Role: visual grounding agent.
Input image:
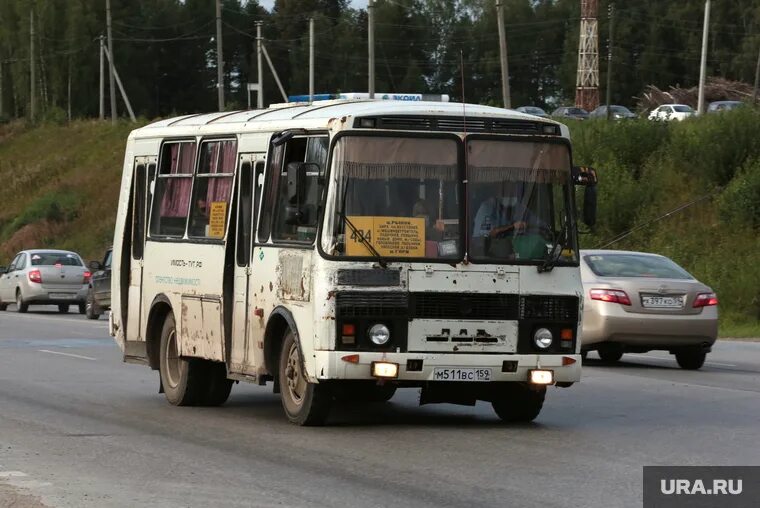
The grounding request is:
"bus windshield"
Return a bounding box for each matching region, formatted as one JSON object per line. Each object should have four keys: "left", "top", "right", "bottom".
{"left": 467, "top": 139, "right": 576, "bottom": 263}
{"left": 322, "top": 135, "right": 462, "bottom": 260}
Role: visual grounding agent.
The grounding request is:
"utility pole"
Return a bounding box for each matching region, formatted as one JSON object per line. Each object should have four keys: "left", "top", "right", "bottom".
{"left": 99, "top": 35, "right": 105, "bottom": 120}
{"left": 256, "top": 21, "right": 263, "bottom": 108}
{"left": 605, "top": 2, "right": 614, "bottom": 121}
{"left": 753, "top": 43, "right": 760, "bottom": 104}
{"left": 309, "top": 17, "right": 314, "bottom": 103}
{"left": 30, "top": 9, "right": 35, "bottom": 121}
{"left": 106, "top": 0, "right": 117, "bottom": 123}
{"left": 215, "top": 0, "right": 225, "bottom": 111}
{"left": 495, "top": 0, "right": 511, "bottom": 109}
{"left": 67, "top": 55, "right": 72, "bottom": 122}
{"left": 697, "top": 0, "right": 710, "bottom": 114}
{"left": 0, "top": 58, "right": 4, "bottom": 119}
{"left": 368, "top": 0, "right": 375, "bottom": 98}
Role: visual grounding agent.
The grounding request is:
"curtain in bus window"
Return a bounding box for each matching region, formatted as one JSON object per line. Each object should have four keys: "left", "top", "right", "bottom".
{"left": 159, "top": 143, "right": 195, "bottom": 217}
{"left": 188, "top": 139, "right": 237, "bottom": 239}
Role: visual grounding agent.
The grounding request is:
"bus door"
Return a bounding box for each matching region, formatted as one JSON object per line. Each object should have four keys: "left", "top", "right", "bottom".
{"left": 126, "top": 157, "right": 156, "bottom": 343}
{"left": 230, "top": 154, "right": 266, "bottom": 375}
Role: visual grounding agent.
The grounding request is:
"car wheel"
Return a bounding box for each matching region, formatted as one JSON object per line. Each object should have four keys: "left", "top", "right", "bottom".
{"left": 279, "top": 330, "right": 332, "bottom": 426}
{"left": 0, "top": 297, "right": 7, "bottom": 311}
{"left": 597, "top": 344, "right": 623, "bottom": 363}
{"left": 78, "top": 303, "right": 86, "bottom": 315}
{"left": 159, "top": 313, "right": 206, "bottom": 406}
{"left": 58, "top": 304, "right": 70, "bottom": 314}
{"left": 492, "top": 383, "right": 546, "bottom": 423}
{"left": 581, "top": 350, "right": 588, "bottom": 361}
{"left": 675, "top": 349, "right": 706, "bottom": 370}
{"left": 85, "top": 290, "right": 101, "bottom": 320}
{"left": 16, "top": 290, "right": 28, "bottom": 313}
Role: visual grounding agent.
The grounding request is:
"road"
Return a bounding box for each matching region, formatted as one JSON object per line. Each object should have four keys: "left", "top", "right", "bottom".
{"left": 1, "top": 307, "right": 759, "bottom": 508}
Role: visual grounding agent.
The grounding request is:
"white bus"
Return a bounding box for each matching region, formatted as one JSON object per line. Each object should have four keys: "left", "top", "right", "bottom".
{"left": 111, "top": 99, "right": 597, "bottom": 425}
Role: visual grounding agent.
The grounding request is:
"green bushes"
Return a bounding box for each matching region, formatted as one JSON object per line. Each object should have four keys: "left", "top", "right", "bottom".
{"left": 0, "top": 189, "right": 83, "bottom": 241}
{"left": 568, "top": 110, "right": 760, "bottom": 335}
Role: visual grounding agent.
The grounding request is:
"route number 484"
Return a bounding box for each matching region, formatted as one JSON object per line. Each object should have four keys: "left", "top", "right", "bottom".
{"left": 351, "top": 229, "right": 372, "bottom": 242}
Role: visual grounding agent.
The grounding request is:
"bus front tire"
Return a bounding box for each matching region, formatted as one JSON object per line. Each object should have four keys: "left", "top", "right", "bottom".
{"left": 279, "top": 330, "right": 331, "bottom": 426}
{"left": 491, "top": 383, "right": 546, "bottom": 423}
{"left": 159, "top": 313, "right": 206, "bottom": 406}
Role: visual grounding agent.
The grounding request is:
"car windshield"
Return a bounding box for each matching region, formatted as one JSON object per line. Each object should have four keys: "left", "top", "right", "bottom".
{"left": 467, "top": 139, "right": 576, "bottom": 264}
{"left": 568, "top": 108, "right": 587, "bottom": 115}
{"left": 30, "top": 252, "right": 83, "bottom": 266}
{"left": 673, "top": 105, "right": 694, "bottom": 113}
{"left": 611, "top": 106, "right": 632, "bottom": 114}
{"left": 524, "top": 107, "right": 545, "bottom": 114}
{"left": 322, "top": 135, "right": 462, "bottom": 260}
{"left": 584, "top": 253, "right": 693, "bottom": 279}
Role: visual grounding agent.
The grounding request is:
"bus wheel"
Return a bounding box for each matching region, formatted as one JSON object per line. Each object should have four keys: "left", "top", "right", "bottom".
{"left": 279, "top": 330, "right": 331, "bottom": 426}
{"left": 201, "top": 361, "right": 233, "bottom": 406}
{"left": 491, "top": 383, "right": 546, "bottom": 423}
{"left": 159, "top": 313, "right": 205, "bottom": 406}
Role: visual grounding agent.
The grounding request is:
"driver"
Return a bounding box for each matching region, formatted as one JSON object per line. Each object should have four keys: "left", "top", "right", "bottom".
{"left": 472, "top": 194, "right": 543, "bottom": 239}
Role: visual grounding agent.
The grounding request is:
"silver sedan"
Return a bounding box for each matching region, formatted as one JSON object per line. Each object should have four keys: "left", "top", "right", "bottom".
{"left": 0, "top": 249, "right": 90, "bottom": 314}
{"left": 580, "top": 250, "right": 718, "bottom": 369}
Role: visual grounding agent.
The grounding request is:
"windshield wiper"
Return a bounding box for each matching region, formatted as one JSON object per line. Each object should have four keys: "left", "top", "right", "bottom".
{"left": 336, "top": 181, "right": 387, "bottom": 268}
{"left": 538, "top": 215, "right": 569, "bottom": 273}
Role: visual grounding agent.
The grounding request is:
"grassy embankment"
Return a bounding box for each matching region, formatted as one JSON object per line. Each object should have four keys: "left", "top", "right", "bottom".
{"left": 0, "top": 112, "right": 758, "bottom": 337}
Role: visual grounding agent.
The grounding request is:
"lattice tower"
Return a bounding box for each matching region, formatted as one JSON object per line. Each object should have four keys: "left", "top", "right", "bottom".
{"left": 575, "top": 0, "right": 599, "bottom": 111}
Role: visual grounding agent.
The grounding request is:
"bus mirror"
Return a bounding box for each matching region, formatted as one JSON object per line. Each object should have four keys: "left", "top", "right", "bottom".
{"left": 572, "top": 165, "right": 598, "bottom": 186}
{"left": 583, "top": 184, "right": 597, "bottom": 227}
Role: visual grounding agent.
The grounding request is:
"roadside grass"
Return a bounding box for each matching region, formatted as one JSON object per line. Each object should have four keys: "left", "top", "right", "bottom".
{"left": 719, "top": 313, "right": 760, "bottom": 340}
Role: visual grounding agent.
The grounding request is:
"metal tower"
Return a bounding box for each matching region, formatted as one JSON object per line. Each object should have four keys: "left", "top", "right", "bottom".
{"left": 575, "top": 0, "right": 600, "bottom": 111}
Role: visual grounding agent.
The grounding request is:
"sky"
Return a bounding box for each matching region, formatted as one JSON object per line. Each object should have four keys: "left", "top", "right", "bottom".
{"left": 256, "top": 0, "right": 369, "bottom": 11}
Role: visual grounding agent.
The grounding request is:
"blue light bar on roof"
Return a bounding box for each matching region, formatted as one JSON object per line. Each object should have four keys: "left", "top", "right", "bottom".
{"left": 287, "top": 94, "right": 336, "bottom": 102}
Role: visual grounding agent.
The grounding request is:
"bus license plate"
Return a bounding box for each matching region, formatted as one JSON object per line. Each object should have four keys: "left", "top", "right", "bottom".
{"left": 433, "top": 368, "right": 491, "bottom": 382}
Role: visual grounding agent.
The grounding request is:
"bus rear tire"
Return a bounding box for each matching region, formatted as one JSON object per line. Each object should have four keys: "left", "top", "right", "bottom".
{"left": 279, "top": 330, "right": 331, "bottom": 426}
{"left": 491, "top": 383, "right": 546, "bottom": 423}
{"left": 159, "top": 313, "right": 205, "bottom": 406}
{"left": 201, "top": 361, "right": 233, "bottom": 406}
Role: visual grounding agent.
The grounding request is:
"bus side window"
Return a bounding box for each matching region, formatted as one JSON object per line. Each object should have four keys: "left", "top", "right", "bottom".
{"left": 271, "top": 136, "right": 326, "bottom": 244}
{"left": 236, "top": 161, "right": 253, "bottom": 266}
{"left": 149, "top": 141, "right": 197, "bottom": 238}
{"left": 257, "top": 144, "right": 284, "bottom": 243}
{"left": 188, "top": 139, "right": 237, "bottom": 239}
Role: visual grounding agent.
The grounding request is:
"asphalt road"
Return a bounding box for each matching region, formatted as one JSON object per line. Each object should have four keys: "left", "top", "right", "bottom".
{"left": 1, "top": 307, "right": 759, "bottom": 508}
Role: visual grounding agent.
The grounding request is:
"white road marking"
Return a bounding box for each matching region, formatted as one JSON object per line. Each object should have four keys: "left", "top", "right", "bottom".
{"left": 0, "top": 471, "right": 28, "bottom": 478}
{"left": 38, "top": 350, "right": 97, "bottom": 361}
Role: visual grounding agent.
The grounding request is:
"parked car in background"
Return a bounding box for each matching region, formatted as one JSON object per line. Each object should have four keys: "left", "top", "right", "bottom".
{"left": 85, "top": 247, "right": 112, "bottom": 319}
{"left": 515, "top": 106, "right": 549, "bottom": 118}
{"left": 551, "top": 106, "right": 589, "bottom": 121}
{"left": 707, "top": 100, "right": 744, "bottom": 113}
{"left": 580, "top": 250, "right": 718, "bottom": 370}
{"left": 648, "top": 104, "right": 695, "bottom": 121}
{"left": 0, "top": 249, "right": 90, "bottom": 314}
{"left": 589, "top": 105, "right": 637, "bottom": 120}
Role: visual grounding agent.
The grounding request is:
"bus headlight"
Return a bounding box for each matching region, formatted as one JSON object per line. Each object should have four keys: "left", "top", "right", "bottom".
{"left": 533, "top": 328, "right": 553, "bottom": 349}
{"left": 368, "top": 324, "right": 390, "bottom": 345}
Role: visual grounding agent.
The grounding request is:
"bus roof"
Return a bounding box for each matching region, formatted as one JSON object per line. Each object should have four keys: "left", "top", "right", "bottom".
{"left": 132, "top": 99, "right": 566, "bottom": 139}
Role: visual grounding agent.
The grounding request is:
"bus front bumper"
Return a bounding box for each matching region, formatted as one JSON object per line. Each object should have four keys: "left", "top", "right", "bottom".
{"left": 314, "top": 351, "right": 581, "bottom": 384}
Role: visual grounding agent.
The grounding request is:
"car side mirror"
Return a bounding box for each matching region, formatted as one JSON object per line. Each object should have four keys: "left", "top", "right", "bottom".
{"left": 89, "top": 260, "right": 103, "bottom": 271}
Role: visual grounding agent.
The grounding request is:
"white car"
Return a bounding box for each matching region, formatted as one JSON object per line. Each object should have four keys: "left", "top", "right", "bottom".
{"left": 648, "top": 104, "right": 695, "bottom": 121}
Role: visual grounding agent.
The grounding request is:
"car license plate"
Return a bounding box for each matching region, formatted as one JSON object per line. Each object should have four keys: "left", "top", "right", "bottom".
{"left": 432, "top": 368, "right": 492, "bottom": 382}
{"left": 50, "top": 293, "right": 76, "bottom": 299}
{"left": 641, "top": 295, "right": 684, "bottom": 308}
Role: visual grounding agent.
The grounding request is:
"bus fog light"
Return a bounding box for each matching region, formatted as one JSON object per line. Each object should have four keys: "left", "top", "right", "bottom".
{"left": 533, "top": 328, "right": 553, "bottom": 349}
{"left": 368, "top": 324, "right": 390, "bottom": 345}
{"left": 371, "top": 361, "right": 399, "bottom": 378}
{"left": 529, "top": 369, "right": 554, "bottom": 385}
